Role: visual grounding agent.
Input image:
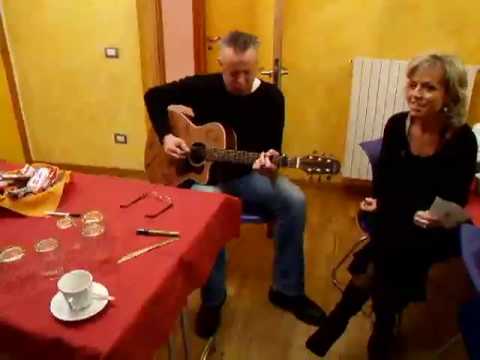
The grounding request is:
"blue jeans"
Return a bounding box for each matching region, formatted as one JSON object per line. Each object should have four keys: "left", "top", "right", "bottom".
{"left": 192, "top": 171, "right": 306, "bottom": 306}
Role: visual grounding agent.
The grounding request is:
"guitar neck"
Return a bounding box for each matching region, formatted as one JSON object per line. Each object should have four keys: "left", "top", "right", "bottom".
{"left": 206, "top": 149, "right": 298, "bottom": 168}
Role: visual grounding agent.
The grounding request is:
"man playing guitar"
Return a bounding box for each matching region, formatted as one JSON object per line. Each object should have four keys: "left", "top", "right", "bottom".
{"left": 144, "top": 30, "right": 326, "bottom": 338}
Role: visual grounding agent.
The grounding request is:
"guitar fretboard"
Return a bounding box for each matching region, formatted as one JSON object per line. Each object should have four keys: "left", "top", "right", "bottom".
{"left": 206, "top": 149, "right": 298, "bottom": 168}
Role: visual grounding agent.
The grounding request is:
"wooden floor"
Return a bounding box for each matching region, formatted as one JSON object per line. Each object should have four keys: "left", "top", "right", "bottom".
{"left": 157, "top": 180, "right": 469, "bottom": 360}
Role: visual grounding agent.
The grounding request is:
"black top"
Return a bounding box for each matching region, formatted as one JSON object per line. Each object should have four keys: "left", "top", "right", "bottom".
{"left": 350, "top": 112, "right": 478, "bottom": 301}
{"left": 374, "top": 111, "right": 477, "bottom": 229}
{"left": 144, "top": 73, "right": 285, "bottom": 183}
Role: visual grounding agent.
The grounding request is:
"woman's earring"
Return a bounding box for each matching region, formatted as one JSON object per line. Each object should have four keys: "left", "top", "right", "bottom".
{"left": 443, "top": 106, "right": 449, "bottom": 113}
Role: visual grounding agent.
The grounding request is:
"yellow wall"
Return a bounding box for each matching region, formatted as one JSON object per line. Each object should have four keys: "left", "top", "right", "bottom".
{"left": 206, "top": 0, "right": 480, "bottom": 180}
{"left": 283, "top": 0, "right": 480, "bottom": 166}
{"left": 2, "top": 0, "right": 146, "bottom": 170}
{"left": 206, "top": 0, "right": 274, "bottom": 75}
{"left": 0, "top": 55, "right": 24, "bottom": 162}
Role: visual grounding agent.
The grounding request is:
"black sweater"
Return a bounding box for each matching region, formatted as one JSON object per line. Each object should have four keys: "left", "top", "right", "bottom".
{"left": 374, "top": 111, "right": 478, "bottom": 228}
{"left": 362, "top": 112, "right": 478, "bottom": 301}
{"left": 144, "top": 73, "right": 285, "bottom": 184}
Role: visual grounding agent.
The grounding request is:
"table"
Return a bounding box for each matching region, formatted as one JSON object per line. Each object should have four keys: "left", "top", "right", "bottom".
{"left": 0, "top": 161, "right": 241, "bottom": 359}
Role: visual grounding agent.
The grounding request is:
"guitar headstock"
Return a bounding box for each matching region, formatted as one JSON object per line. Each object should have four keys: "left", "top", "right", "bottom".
{"left": 298, "top": 153, "right": 341, "bottom": 177}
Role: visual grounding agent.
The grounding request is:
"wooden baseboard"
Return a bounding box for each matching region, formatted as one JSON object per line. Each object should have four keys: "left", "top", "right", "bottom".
{"left": 27, "top": 162, "right": 371, "bottom": 188}
{"left": 341, "top": 177, "right": 372, "bottom": 188}
{"left": 292, "top": 175, "right": 371, "bottom": 188}
{"left": 340, "top": 178, "right": 373, "bottom": 197}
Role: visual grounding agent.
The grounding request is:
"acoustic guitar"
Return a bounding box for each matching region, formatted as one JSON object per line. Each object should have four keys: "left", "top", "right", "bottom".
{"left": 145, "top": 108, "right": 341, "bottom": 186}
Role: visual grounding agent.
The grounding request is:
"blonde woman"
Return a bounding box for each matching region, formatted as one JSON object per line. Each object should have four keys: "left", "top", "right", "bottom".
{"left": 307, "top": 54, "right": 477, "bottom": 359}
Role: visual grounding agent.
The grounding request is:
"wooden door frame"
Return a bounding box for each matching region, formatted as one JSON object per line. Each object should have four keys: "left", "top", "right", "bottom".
{"left": 0, "top": 9, "right": 32, "bottom": 162}
{"left": 272, "top": 0, "right": 285, "bottom": 88}
{"left": 192, "top": 0, "right": 207, "bottom": 74}
{"left": 138, "top": 0, "right": 206, "bottom": 80}
{"left": 136, "top": 0, "right": 166, "bottom": 91}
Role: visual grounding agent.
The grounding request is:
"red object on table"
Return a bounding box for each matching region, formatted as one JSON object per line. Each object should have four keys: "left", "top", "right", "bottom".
{"left": 0, "top": 161, "right": 241, "bottom": 359}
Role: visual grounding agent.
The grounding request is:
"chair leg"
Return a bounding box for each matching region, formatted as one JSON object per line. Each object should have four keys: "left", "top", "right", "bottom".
{"left": 433, "top": 333, "right": 462, "bottom": 359}
{"left": 266, "top": 221, "right": 274, "bottom": 238}
{"left": 180, "top": 308, "right": 192, "bottom": 360}
{"left": 168, "top": 333, "right": 176, "bottom": 360}
{"left": 331, "top": 235, "right": 372, "bottom": 318}
{"left": 331, "top": 235, "right": 369, "bottom": 292}
{"left": 394, "top": 309, "right": 404, "bottom": 335}
{"left": 200, "top": 336, "right": 217, "bottom": 360}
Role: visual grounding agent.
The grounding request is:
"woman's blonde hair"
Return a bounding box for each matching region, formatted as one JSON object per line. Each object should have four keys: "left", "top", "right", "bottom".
{"left": 407, "top": 53, "right": 468, "bottom": 127}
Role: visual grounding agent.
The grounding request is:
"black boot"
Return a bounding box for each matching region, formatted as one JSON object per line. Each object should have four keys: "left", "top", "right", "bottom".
{"left": 269, "top": 288, "right": 327, "bottom": 326}
{"left": 194, "top": 294, "right": 227, "bottom": 339}
{"left": 306, "top": 282, "right": 370, "bottom": 357}
{"left": 367, "top": 312, "right": 395, "bottom": 360}
{"left": 367, "top": 291, "right": 402, "bottom": 360}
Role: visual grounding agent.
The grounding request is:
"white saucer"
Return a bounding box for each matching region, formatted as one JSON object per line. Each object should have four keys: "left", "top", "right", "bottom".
{"left": 50, "top": 282, "right": 110, "bottom": 322}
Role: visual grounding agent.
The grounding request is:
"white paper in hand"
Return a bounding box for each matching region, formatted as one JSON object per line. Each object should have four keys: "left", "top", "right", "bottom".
{"left": 429, "top": 197, "right": 470, "bottom": 229}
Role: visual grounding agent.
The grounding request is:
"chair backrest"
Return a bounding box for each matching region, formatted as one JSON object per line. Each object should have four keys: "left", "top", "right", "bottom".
{"left": 461, "top": 224, "right": 480, "bottom": 293}
{"left": 359, "top": 138, "right": 382, "bottom": 180}
{"left": 357, "top": 138, "right": 382, "bottom": 234}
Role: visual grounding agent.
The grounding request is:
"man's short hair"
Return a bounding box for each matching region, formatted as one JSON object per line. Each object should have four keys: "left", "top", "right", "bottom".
{"left": 221, "top": 31, "right": 260, "bottom": 53}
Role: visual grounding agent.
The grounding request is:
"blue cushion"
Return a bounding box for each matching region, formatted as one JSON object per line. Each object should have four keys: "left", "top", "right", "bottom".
{"left": 461, "top": 224, "right": 480, "bottom": 293}
{"left": 357, "top": 138, "right": 382, "bottom": 234}
{"left": 359, "top": 138, "right": 382, "bottom": 177}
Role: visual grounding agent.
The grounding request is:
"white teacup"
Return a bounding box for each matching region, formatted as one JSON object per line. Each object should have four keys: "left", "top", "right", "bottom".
{"left": 57, "top": 269, "right": 93, "bottom": 311}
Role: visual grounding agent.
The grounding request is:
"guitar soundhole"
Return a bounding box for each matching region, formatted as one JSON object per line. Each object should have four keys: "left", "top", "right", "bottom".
{"left": 189, "top": 142, "right": 207, "bottom": 167}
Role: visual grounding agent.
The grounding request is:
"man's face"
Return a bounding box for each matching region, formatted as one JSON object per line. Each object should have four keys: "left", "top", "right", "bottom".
{"left": 219, "top": 47, "right": 258, "bottom": 95}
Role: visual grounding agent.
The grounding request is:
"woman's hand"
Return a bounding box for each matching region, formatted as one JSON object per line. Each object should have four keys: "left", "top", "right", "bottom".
{"left": 360, "top": 197, "right": 377, "bottom": 212}
{"left": 413, "top": 210, "right": 442, "bottom": 229}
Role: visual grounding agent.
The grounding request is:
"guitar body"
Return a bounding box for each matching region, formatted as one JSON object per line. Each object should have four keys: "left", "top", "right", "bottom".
{"left": 145, "top": 108, "right": 237, "bottom": 186}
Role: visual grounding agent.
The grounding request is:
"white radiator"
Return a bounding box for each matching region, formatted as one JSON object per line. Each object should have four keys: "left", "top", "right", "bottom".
{"left": 343, "top": 57, "right": 479, "bottom": 180}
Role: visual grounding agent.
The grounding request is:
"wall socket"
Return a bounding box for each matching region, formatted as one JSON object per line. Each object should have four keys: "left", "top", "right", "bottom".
{"left": 105, "top": 47, "right": 119, "bottom": 58}
{"left": 114, "top": 133, "right": 128, "bottom": 144}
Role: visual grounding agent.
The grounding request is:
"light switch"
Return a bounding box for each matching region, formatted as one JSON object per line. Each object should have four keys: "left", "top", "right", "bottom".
{"left": 105, "top": 47, "right": 119, "bottom": 58}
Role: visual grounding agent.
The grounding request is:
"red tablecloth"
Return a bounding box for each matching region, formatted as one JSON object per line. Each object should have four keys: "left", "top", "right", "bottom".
{"left": 0, "top": 162, "right": 241, "bottom": 359}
